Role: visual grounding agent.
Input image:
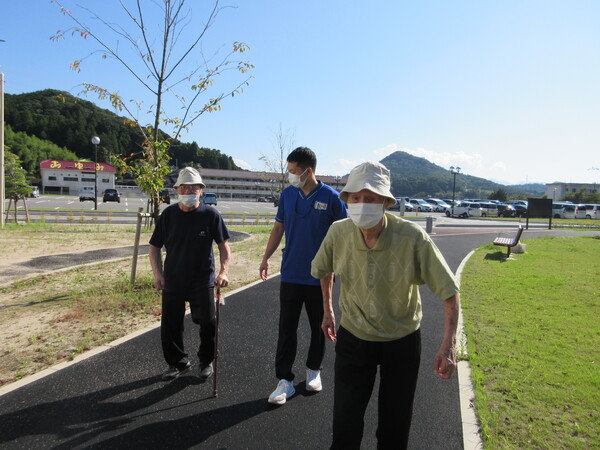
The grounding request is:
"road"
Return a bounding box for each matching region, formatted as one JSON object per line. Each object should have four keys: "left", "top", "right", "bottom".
{"left": 5, "top": 196, "right": 460, "bottom": 226}
{"left": 6, "top": 196, "right": 280, "bottom": 214}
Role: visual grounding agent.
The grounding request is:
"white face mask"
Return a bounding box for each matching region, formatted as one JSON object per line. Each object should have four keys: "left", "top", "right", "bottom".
{"left": 179, "top": 194, "right": 199, "bottom": 208}
{"left": 288, "top": 168, "right": 309, "bottom": 189}
{"left": 347, "top": 203, "right": 385, "bottom": 229}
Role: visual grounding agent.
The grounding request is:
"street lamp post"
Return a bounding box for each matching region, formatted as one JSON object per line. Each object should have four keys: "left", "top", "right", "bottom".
{"left": 449, "top": 166, "right": 461, "bottom": 216}
{"left": 334, "top": 176, "right": 341, "bottom": 192}
{"left": 91, "top": 136, "right": 100, "bottom": 210}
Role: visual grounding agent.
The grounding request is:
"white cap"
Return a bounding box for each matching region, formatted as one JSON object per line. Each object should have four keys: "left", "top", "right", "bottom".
{"left": 173, "top": 167, "right": 205, "bottom": 187}
{"left": 340, "top": 161, "right": 396, "bottom": 208}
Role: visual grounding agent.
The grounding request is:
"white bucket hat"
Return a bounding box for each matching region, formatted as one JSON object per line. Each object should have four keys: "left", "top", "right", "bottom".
{"left": 340, "top": 161, "right": 396, "bottom": 208}
{"left": 173, "top": 167, "right": 205, "bottom": 187}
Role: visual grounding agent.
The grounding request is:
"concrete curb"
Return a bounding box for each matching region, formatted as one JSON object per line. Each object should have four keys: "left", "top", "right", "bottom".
{"left": 455, "top": 249, "right": 484, "bottom": 450}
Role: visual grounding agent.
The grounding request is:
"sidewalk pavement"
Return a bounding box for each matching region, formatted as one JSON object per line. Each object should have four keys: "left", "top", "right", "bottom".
{"left": 1, "top": 227, "right": 596, "bottom": 449}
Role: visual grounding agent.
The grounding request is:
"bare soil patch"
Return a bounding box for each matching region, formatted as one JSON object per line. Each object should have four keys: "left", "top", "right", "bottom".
{"left": 0, "top": 224, "right": 277, "bottom": 387}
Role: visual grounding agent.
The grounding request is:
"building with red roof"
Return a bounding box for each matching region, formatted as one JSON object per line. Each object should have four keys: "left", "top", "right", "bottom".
{"left": 40, "top": 160, "right": 117, "bottom": 195}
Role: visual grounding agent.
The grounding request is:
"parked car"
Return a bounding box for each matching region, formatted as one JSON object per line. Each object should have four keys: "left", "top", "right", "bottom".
{"left": 29, "top": 186, "right": 40, "bottom": 198}
{"left": 479, "top": 202, "right": 499, "bottom": 217}
{"left": 408, "top": 199, "right": 433, "bottom": 212}
{"left": 425, "top": 198, "right": 451, "bottom": 212}
{"left": 257, "top": 197, "right": 268, "bottom": 202}
{"left": 202, "top": 192, "right": 218, "bottom": 206}
{"left": 102, "top": 188, "right": 121, "bottom": 203}
{"left": 513, "top": 204, "right": 528, "bottom": 218}
{"left": 388, "top": 197, "right": 414, "bottom": 212}
{"left": 446, "top": 203, "right": 469, "bottom": 218}
{"left": 551, "top": 202, "right": 575, "bottom": 218}
{"left": 580, "top": 204, "right": 600, "bottom": 219}
{"left": 446, "top": 202, "right": 483, "bottom": 218}
{"left": 464, "top": 202, "right": 484, "bottom": 217}
{"left": 574, "top": 204, "right": 587, "bottom": 219}
{"left": 497, "top": 203, "right": 516, "bottom": 218}
{"left": 558, "top": 205, "right": 576, "bottom": 219}
{"left": 79, "top": 189, "right": 95, "bottom": 202}
{"left": 506, "top": 199, "right": 528, "bottom": 209}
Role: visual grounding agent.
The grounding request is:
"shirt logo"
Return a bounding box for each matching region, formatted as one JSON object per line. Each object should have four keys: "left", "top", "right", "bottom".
{"left": 198, "top": 230, "right": 208, "bottom": 237}
{"left": 314, "top": 201, "right": 328, "bottom": 210}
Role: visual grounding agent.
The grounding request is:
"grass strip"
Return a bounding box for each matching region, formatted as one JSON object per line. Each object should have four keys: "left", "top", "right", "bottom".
{"left": 460, "top": 235, "right": 600, "bottom": 449}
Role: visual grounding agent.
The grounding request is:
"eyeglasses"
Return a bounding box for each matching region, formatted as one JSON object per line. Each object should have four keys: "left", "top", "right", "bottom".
{"left": 177, "top": 184, "right": 203, "bottom": 193}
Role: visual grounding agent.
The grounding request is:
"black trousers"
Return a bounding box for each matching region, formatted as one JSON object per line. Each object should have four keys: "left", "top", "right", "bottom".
{"left": 275, "top": 282, "right": 325, "bottom": 381}
{"left": 331, "top": 326, "right": 421, "bottom": 450}
{"left": 161, "top": 289, "right": 215, "bottom": 369}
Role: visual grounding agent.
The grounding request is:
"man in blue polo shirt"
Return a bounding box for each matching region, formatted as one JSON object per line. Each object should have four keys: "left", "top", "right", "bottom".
{"left": 260, "top": 147, "right": 347, "bottom": 405}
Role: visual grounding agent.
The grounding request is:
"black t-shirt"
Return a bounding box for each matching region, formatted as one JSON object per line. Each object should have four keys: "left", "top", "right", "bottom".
{"left": 149, "top": 203, "right": 230, "bottom": 292}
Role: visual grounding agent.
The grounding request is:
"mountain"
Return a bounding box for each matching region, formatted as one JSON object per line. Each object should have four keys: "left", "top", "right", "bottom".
{"left": 380, "top": 151, "right": 545, "bottom": 199}
{"left": 4, "top": 89, "right": 241, "bottom": 179}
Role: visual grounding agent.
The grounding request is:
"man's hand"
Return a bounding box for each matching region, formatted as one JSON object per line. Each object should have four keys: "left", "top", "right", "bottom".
{"left": 321, "top": 310, "right": 337, "bottom": 342}
{"left": 259, "top": 259, "right": 269, "bottom": 281}
{"left": 153, "top": 274, "right": 165, "bottom": 291}
{"left": 215, "top": 273, "right": 229, "bottom": 288}
{"left": 434, "top": 345, "right": 457, "bottom": 379}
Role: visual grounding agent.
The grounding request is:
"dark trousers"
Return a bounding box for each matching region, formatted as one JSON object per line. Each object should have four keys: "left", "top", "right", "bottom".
{"left": 161, "top": 289, "right": 215, "bottom": 369}
{"left": 331, "top": 326, "right": 421, "bottom": 450}
{"left": 275, "top": 282, "right": 325, "bottom": 381}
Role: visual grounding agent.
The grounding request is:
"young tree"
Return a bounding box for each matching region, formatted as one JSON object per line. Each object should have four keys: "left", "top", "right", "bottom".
{"left": 51, "top": 0, "right": 253, "bottom": 221}
{"left": 4, "top": 151, "right": 32, "bottom": 223}
{"left": 259, "top": 123, "right": 295, "bottom": 195}
{"left": 489, "top": 188, "right": 508, "bottom": 202}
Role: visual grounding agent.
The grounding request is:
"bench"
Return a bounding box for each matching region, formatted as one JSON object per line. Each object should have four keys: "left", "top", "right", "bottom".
{"left": 493, "top": 225, "right": 524, "bottom": 258}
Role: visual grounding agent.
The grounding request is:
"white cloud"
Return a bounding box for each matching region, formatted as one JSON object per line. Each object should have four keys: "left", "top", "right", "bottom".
{"left": 233, "top": 158, "right": 253, "bottom": 171}
{"left": 382, "top": 145, "right": 510, "bottom": 180}
{"left": 373, "top": 144, "right": 401, "bottom": 159}
{"left": 330, "top": 158, "right": 368, "bottom": 175}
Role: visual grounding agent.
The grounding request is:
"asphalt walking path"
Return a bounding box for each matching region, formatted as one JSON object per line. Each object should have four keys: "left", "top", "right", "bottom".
{"left": 0, "top": 226, "right": 597, "bottom": 449}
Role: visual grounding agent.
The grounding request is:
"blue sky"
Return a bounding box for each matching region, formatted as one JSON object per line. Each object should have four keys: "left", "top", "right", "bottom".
{"left": 2, "top": 1, "right": 599, "bottom": 185}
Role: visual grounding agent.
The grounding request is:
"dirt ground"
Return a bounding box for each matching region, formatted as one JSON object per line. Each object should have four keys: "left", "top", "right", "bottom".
{"left": 0, "top": 226, "right": 275, "bottom": 387}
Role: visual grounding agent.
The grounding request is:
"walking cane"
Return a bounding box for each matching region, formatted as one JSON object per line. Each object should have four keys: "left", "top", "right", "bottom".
{"left": 213, "top": 287, "right": 224, "bottom": 397}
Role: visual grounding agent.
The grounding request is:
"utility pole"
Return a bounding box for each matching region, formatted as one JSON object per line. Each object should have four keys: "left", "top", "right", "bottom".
{"left": 1, "top": 73, "right": 5, "bottom": 228}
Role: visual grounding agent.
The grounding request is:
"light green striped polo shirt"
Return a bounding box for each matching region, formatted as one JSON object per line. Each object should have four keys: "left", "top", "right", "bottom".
{"left": 311, "top": 212, "right": 459, "bottom": 342}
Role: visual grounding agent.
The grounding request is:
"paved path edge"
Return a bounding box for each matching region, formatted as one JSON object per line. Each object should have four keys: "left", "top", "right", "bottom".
{"left": 456, "top": 249, "right": 484, "bottom": 450}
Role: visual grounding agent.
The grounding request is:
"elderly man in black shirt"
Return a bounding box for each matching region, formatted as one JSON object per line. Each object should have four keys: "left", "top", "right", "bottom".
{"left": 149, "top": 167, "right": 230, "bottom": 381}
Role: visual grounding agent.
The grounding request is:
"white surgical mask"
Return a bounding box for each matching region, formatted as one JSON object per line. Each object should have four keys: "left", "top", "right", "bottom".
{"left": 288, "top": 168, "right": 309, "bottom": 189}
{"left": 347, "top": 203, "right": 385, "bottom": 229}
{"left": 179, "top": 194, "right": 199, "bottom": 208}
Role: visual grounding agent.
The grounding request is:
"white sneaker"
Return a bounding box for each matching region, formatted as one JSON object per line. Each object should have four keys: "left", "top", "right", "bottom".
{"left": 268, "top": 379, "right": 295, "bottom": 405}
{"left": 306, "top": 369, "right": 322, "bottom": 392}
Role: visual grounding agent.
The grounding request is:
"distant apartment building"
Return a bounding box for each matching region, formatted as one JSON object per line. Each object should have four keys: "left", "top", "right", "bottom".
{"left": 545, "top": 182, "right": 599, "bottom": 201}
{"left": 40, "top": 159, "right": 116, "bottom": 195}
{"left": 168, "top": 168, "right": 348, "bottom": 201}
{"left": 38, "top": 162, "right": 347, "bottom": 200}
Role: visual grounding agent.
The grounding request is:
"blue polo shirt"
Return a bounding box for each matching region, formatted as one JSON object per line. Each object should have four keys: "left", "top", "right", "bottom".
{"left": 276, "top": 181, "right": 347, "bottom": 285}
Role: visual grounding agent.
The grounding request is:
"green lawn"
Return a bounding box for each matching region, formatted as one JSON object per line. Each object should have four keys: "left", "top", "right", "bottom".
{"left": 460, "top": 236, "right": 600, "bottom": 449}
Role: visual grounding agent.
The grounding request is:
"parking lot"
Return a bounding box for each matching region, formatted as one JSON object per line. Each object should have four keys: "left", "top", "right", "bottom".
{"left": 3, "top": 195, "right": 280, "bottom": 214}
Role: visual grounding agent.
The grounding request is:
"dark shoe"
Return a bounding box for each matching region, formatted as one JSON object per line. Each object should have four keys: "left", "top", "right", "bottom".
{"left": 200, "top": 362, "right": 214, "bottom": 380}
{"left": 161, "top": 361, "right": 191, "bottom": 381}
